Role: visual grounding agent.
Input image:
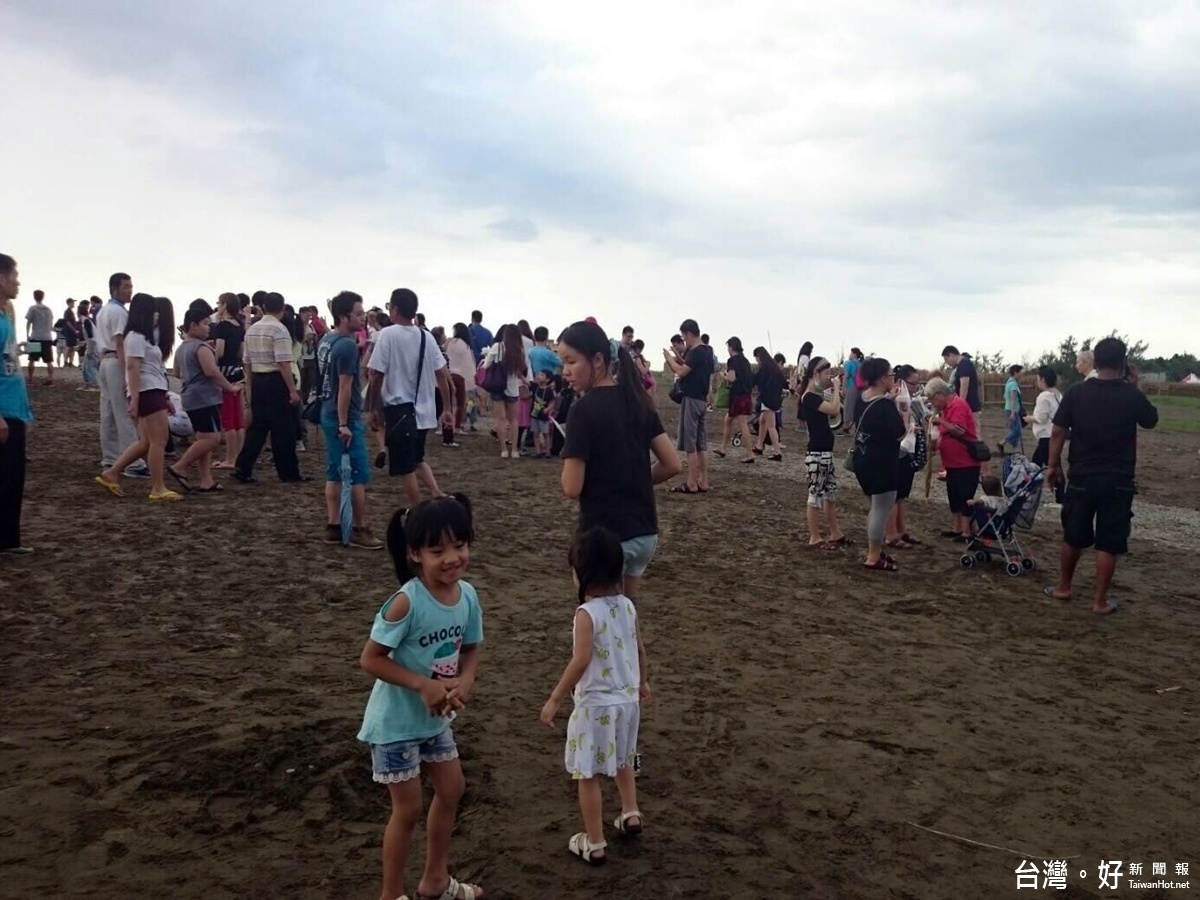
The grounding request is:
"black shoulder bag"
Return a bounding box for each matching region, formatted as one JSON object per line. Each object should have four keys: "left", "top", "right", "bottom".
{"left": 383, "top": 329, "right": 427, "bottom": 444}
{"left": 302, "top": 334, "right": 347, "bottom": 426}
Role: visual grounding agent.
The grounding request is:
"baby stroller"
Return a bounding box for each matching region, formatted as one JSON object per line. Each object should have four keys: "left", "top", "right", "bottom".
{"left": 959, "top": 455, "right": 1046, "bottom": 577}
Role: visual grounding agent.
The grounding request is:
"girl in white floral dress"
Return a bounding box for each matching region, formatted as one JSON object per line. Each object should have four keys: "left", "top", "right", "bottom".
{"left": 540, "top": 526, "right": 651, "bottom": 866}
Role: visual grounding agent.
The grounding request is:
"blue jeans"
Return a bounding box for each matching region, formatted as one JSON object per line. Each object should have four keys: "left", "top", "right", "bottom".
{"left": 321, "top": 418, "right": 370, "bottom": 485}
{"left": 1004, "top": 413, "right": 1023, "bottom": 449}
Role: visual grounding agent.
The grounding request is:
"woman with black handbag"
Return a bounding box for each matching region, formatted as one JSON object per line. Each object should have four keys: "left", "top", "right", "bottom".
{"left": 851, "top": 358, "right": 906, "bottom": 572}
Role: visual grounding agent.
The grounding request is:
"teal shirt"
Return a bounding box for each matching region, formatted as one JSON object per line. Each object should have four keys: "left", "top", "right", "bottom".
{"left": 358, "top": 578, "right": 484, "bottom": 744}
{"left": 1004, "top": 376, "right": 1021, "bottom": 413}
{"left": 0, "top": 314, "right": 33, "bottom": 422}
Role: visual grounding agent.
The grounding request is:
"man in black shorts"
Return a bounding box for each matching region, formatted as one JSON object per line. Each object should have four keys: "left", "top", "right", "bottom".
{"left": 1044, "top": 338, "right": 1158, "bottom": 615}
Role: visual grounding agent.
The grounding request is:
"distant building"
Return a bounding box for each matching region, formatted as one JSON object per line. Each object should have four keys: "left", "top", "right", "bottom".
{"left": 1181, "top": 372, "right": 1200, "bottom": 384}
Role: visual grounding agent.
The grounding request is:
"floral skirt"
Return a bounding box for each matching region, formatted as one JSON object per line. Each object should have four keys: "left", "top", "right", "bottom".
{"left": 565, "top": 701, "right": 640, "bottom": 779}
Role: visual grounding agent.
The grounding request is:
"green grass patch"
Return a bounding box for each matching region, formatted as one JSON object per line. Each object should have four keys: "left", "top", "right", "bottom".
{"left": 1146, "top": 393, "right": 1200, "bottom": 409}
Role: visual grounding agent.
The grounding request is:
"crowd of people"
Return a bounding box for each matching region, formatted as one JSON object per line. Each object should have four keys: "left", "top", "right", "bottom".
{"left": 0, "top": 250, "right": 1164, "bottom": 897}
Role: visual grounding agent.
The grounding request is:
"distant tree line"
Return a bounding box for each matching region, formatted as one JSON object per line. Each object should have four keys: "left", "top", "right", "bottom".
{"left": 962, "top": 332, "right": 1196, "bottom": 383}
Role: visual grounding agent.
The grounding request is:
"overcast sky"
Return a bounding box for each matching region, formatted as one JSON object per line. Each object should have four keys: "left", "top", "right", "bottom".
{"left": 4, "top": 1, "right": 1199, "bottom": 367}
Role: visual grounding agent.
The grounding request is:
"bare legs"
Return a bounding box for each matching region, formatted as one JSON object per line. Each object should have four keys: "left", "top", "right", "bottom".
{"left": 378, "top": 762, "right": 479, "bottom": 900}
{"left": 806, "top": 500, "right": 845, "bottom": 547}
{"left": 101, "top": 410, "right": 172, "bottom": 496}
{"left": 171, "top": 433, "right": 221, "bottom": 489}
{"left": 1049, "top": 543, "right": 1118, "bottom": 614}
{"left": 756, "top": 409, "right": 781, "bottom": 457}
{"left": 575, "top": 767, "right": 640, "bottom": 864}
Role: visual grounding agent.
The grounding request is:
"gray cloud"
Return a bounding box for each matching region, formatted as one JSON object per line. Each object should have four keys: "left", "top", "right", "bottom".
{"left": 486, "top": 217, "right": 539, "bottom": 242}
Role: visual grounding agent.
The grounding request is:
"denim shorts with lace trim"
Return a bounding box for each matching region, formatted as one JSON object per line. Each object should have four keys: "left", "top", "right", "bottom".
{"left": 369, "top": 726, "right": 459, "bottom": 783}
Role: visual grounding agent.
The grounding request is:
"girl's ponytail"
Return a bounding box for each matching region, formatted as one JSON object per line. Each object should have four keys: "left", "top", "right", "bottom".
{"left": 386, "top": 508, "right": 414, "bottom": 583}
{"left": 615, "top": 345, "right": 654, "bottom": 415}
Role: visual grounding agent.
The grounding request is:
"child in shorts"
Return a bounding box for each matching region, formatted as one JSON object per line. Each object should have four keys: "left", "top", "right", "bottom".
{"left": 358, "top": 495, "right": 484, "bottom": 900}
{"left": 530, "top": 370, "right": 557, "bottom": 458}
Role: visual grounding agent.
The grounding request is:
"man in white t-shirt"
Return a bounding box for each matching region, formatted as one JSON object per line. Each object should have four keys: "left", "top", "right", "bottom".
{"left": 365, "top": 288, "right": 453, "bottom": 504}
{"left": 94, "top": 272, "right": 148, "bottom": 476}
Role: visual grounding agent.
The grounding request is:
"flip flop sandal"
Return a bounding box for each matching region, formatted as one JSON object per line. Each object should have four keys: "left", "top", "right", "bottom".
{"left": 828, "top": 535, "right": 853, "bottom": 547}
{"left": 94, "top": 475, "right": 124, "bottom": 498}
{"left": 741, "top": 457, "right": 756, "bottom": 464}
{"left": 880, "top": 552, "right": 897, "bottom": 564}
{"left": 1043, "top": 586, "right": 1072, "bottom": 601}
{"left": 884, "top": 539, "right": 913, "bottom": 549}
{"left": 166, "top": 467, "right": 192, "bottom": 493}
{"left": 768, "top": 454, "right": 784, "bottom": 461}
{"left": 613, "top": 810, "right": 644, "bottom": 835}
{"left": 1093, "top": 600, "right": 1119, "bottom": 616}
{"left": 568, "top": 832, "right": 607, "bottom": 866}
{"left": 148, "top": 490, "right": 184, "bottom": 502}
{"left": 713, "top": 450, "right": 726, "bottom": 458}
{"left": 670, "top": 484, "right": 700, "bottom": 494}
{"left": 193, "top": 484, "right": 224, "bottom": 493}
{"left": 809, "top": 541, "right": 839, "bottom": 551}
{"left": 863, "top": 558, "right": 898, "bottom": 572}
{"left": 901, "top": 533, "right": 923, "bottom": 545}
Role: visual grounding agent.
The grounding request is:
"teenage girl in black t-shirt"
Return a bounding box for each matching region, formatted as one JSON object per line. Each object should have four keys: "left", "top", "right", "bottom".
{"left": 752, "top": 347, "right": 785, "bottom": 460}
{"left": 557, "top": 322, "right": 682, "bottom": 600}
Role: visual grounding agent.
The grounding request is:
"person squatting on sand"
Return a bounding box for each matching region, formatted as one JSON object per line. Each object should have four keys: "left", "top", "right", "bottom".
{"left": 541, "top": 525, "right": 651, "bottom": 866}
{"left": 357, "top": 495, "right": 484, "bottom": 900}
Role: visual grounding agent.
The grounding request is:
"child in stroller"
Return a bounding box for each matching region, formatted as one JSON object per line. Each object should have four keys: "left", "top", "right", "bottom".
{"left": 960, "top": 458, "right": 1045, "bottom": 577}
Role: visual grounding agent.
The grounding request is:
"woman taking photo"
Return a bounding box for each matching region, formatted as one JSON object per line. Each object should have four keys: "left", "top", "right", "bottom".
{"left": 558, "top": 320, "right": 681, "bottom": 600}
{"left": 799, "top": 357, "right": 847, "bottom": 549}
{"left": 850, "top": 357, "right": 905, "bottom": 571}
{"left": 483, "top": 324, "right": 528, "bottom": 459}
{"left": 752, "top": 346, "right": 785, "bottom": 460}
{"left": 1025, "top": 365, "right": 1064, "bottom": 499}
{"left": 95, "top": 293, "right": 182, "bottom": 501}
{"left": 925, "top": 377, "right": 983, "bottom": 540}
{"left": 211, "top": 293, "right": 246, "bottom": 469}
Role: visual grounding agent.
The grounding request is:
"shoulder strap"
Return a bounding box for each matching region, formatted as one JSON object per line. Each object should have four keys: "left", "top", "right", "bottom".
{"left": 414, "top": 328, "right": 427, "bottom": 397}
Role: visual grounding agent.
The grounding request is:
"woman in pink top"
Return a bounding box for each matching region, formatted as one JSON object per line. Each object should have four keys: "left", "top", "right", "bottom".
{"left": 926, "top": 377, "right": 982, "bottom": 541}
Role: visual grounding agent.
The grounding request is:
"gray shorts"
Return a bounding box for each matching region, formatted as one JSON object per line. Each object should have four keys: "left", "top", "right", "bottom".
{"left": 677, "top": 396, "right": 708, "bottom": 453}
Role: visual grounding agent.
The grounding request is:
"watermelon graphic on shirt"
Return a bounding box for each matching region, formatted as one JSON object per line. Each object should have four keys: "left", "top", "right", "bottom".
{"left": 430, "top": 640, "right": 461, "bottom": 679}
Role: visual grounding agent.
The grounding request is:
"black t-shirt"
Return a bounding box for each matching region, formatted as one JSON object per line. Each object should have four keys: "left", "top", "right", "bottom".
{"left": 755, "top": 367, "right": 786, "bottom": 411}
{"left": 679, "top": 344, "right": 714, "bottom": 400}
{"left": 727, "top": 354, "right": 753, "bottom": 396}
{"left": 803, "top": 391, "right": 835, "bottom": 452}
{"left": 952, "top": 355, "right": 982, "bottom": 412}
{"left": 1053, "top": 378, "right": 1158, "bottom": 479}
{"left": 211, "top": 320, "right": 245, "bottom": 369}
{"left": 853, "top": 395, "right": 906, "bottom": 493}
{"left": 563, "top": 385, "right": 666, "bottom": 541}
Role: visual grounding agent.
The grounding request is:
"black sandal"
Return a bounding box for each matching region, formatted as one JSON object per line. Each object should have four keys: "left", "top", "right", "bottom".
{"left": 166, "top": 467, "right": 192, "bottom": 493}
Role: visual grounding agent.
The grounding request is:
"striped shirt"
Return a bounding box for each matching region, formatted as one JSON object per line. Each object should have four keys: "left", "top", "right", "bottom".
{"left": 243, "top": 315, "right": 294, "bottom": 373}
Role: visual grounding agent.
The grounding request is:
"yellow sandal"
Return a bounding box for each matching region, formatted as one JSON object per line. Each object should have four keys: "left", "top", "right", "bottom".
{"left": 94, "top": 475, "right": 124, "bottom": 497}
{"left": 148, "top": 489, "right": 184, "bottom": 502}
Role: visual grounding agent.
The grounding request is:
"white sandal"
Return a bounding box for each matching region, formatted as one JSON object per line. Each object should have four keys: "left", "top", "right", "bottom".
{"left": 416, "top": 876, "right": 483, "bottom": 900}
{"left": 613, "top": 810, "right": 644, "bottom": 835}
{"left": 568, "top": 832, "right": 607, "bottom": 866}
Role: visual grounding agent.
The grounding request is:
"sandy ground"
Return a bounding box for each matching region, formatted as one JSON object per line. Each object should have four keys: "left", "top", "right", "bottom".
{"left": 1, "top": 371, "right": 1197, "bottom": 900}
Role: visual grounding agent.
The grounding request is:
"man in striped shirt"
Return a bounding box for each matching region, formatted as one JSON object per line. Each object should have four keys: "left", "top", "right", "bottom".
{"left": 233, "top": 292, "right": 309, "bottom": 483}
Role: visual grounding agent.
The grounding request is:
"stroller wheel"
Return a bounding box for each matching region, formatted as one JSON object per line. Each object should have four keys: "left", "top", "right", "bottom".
{"left": 732, "top": 434, "right": 742, "bottom": 448}
{"left": 1005, "top": 562, "right": 1023, "bottom": 577}
{"left": 1022, "top": 557, "right": 1036, "bottom": 571}
{"left": 975, "top": 550, "right": 988, "bottom": 563}
{"left": 960, "top": 555, "right": 974, "bottom": 568}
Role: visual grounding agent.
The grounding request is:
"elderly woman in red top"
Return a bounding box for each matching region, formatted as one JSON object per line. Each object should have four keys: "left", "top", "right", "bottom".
{"left": 925, "top": 377, "right": 982, "bottom": 541}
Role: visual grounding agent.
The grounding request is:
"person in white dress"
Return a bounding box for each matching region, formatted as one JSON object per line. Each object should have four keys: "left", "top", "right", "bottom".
{"left": 541, "top": 526, "right": 651, "bottom": 866}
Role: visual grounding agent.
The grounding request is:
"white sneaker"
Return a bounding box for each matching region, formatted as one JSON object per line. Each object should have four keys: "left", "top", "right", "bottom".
{"left": 500, "top": 449, "right": 510, "bottom": 459}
